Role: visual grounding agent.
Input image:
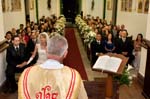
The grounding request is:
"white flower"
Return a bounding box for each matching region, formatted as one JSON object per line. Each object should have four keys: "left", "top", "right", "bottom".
{"left": 128, "top": 76, "right": 133, "bottom": 80}
{"left": 89, "top": 31, "right": 96, "bottom": 37}
{"left": 54, "top": 15, "right": 66, "bottom": 35}
{"left": 127, "top": 64, "right": 134, "bottom": 71}
{"left": 75, "top": 15, "right": 96, "bottom": 45}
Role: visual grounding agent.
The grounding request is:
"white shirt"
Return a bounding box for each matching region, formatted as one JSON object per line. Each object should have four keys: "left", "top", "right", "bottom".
{"left": 14, "top": 45, "right": 19, "bottom": 50}
{"left": 96, "top": 40, "right": 101, "bottom": 44}
{"left": 40, "top": 59, "right": 64, "bottom": 69}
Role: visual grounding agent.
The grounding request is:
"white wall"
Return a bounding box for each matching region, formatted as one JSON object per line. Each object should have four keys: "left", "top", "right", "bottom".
{"left": 116, "top": 0, "right": 148, "bottom": 39}
{"left": 3, "top": 0, "right": 26, "bottom": 33}
{"left": 145, "top": 13, "right": 150, "bottom": 40}
{"left": 105, "top": 0, "right": 148, "bottom": 39}
{"left": 0, "top": 0, "right": 7, "bottom": 86}
{"left": 105, "top": 10, "right": 112, "bottom": 23}
{"left": 105, "top": 0, "right": 113, "bottom": 22}
{"left": 83, "top": 0, "right": 103, "bottom": 18}
{"left": 0, "top": 0, "right": 5, "bottom": 39}
{"left": 30, "top": 9, "right": 36, "bottom": 22}
{"left": 29, "top": 0, "right": 37, "bottom": 22}
{"left": 38, "top": 0, "right": 60, "bottom": 19}
{"left": 139, "top": 47, "right": 147, "bottom": 77}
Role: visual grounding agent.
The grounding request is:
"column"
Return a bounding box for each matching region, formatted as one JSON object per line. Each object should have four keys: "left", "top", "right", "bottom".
{"left": 25, "top": 0, "right": 30, "bottom": 22}
{"left": 111, "top": 0, "right": 118, "bottom": 25}
{"left": 82, "top": 0, "right": 87, "bottom": 17}
{"left": 56, "top": 0, "right": 60, "bottom": 17}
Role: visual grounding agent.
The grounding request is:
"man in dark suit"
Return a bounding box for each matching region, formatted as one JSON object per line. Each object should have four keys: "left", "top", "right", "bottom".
{"left": 91, "top": 33, "right": 105, "bottom": 65}
{"left": 16, "top": 24, "right": 24, "bottom": 34}
{"left": 115, "top": 30, "right": 134, "bottom": 64}
{"left": 3, "top": 35, "right": 27, "bottom": 93}
{"left": 26, "top": 31, "right": 38, "bottom": 65}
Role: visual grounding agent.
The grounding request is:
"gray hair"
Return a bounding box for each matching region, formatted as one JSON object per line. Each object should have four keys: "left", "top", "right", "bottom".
{"left": 47, "top": 35, "right": 68, "bottom": 57}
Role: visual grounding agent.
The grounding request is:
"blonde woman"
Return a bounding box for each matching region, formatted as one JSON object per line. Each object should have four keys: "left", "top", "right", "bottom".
{"left": 27, "top": 32, "right": 49, "bottom": 65}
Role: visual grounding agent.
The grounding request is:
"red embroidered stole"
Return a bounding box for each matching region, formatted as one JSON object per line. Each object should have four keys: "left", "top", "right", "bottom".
{"left": 66, "top": 68, "right": 76, "bottom": 99}
{"left": 20, "top": 66, "right": 80, "bottom": 99}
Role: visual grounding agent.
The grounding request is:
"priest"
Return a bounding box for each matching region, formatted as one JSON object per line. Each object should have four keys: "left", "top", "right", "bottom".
{"left": 18, "top": 35, "right": 88, "bottom": 99}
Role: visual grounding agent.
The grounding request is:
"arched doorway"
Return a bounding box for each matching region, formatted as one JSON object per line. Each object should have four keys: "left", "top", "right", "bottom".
{"left": 61, "top": 0, "right": 81, "bottom": 22}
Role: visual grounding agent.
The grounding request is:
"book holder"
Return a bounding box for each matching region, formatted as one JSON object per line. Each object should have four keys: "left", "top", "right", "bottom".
{"left": 93, "top": 53, "right": 128, "bottom": 99}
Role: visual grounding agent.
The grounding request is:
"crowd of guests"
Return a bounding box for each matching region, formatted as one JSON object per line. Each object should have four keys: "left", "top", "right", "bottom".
{"left": 82, "top": 16, "right": 143, "bottom": 70}
{"left": 3, "top": 15, "right": 59, "bottom": 93}
{"left": 2, "top": 16, "right": 88, "bottom": 99}
{"left": 2, "top": 14, "right": 89, "bottom": 99}
{"left": 2, "top": 14, "right": 143, "bottom": 98}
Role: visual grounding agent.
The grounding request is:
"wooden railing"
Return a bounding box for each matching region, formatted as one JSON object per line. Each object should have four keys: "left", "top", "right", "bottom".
{"left": 140, "top": 39, "right": 150, "bottom": 98}
{"left": 0, "top": 39, "right": 9, "bottom": 52}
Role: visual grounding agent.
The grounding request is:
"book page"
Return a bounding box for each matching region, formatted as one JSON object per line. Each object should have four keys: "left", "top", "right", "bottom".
{"left": 93, "top": 55, "right": 110, "bottom": 70}
{"left": 104, "top": 57, "right": 122, "bottom": 72}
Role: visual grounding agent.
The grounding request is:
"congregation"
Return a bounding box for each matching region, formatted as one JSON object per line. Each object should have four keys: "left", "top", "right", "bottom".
{"left": 1, "top": 14, "right": 143, "bottom": 99}
{"left": 81, "top": 16, "right": 143, "bottom": 69}
{"left": 2, "top": 15, "right": 61, "bottom": 93}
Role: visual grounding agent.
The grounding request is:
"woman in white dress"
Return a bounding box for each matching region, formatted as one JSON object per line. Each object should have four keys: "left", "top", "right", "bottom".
{"left": 133, "top": 33, "right": 143, "bottom": 70}
{"left": 27, "top": 32, "right": 49, "bottom": 65}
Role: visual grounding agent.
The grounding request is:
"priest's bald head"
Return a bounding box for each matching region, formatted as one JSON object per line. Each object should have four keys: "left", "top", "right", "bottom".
{"left": 47, "top": 35, "right": 68, "bottom": 62}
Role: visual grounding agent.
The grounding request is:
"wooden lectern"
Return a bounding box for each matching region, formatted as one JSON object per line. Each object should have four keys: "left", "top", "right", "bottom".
{"left": 93, "top": 53, "right": 128, "bottom": 99}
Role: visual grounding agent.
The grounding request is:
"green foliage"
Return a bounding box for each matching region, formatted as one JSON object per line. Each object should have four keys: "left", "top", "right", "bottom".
{"left": 114, "top": 68, "right": 132, "bottom": 86}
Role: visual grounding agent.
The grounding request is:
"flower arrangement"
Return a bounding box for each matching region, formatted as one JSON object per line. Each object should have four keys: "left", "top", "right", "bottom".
{"left": 76, "top": 15, "right": 134, "bottom": 87}
{"left": 54, "top": 15, "right": 66, "bottom": 36}
{"left": 114, "top": 65, "right": 133, "bottom": 86}
{"left": 84, "top": 31, "right": 96, "bottom": 44}
{"left": 75, "top": 15, "right": 96, "bottom": 45}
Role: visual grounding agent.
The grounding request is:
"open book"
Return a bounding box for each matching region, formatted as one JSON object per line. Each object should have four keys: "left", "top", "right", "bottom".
{"left": 93, "top": 55, "right": 122, "bottom": 73}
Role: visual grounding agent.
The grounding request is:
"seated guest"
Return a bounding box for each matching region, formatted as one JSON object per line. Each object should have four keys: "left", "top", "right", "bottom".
{"left": 11, "top": 28, "right": 17, "bottom": 36}
{"left": 17, "top": 24, "right": 24, "bottom": 34}
{"left": 120, "top": 24, "right": 126, "bottom": 30}
{"left": 26, "top": 27, "right": 32, "bottom": 36}
{"left": 91, "top": 33, "right": 105, "bottom": 65}
{"left": 3, "top": 35, "right": 27, "bottom": 93}
{"left": 18, "top": 33, "right": 25, "bottom": 44}
{"left": 21, "top": 30, "right": 29, "bottom": 44}
{"left": 115, "top": 30, "right": 134, "bottom": 64}
{"left": 132, "top": 33, "right": 143, "bottom": 69}
{"left": 114, "top": 30, "right": 123, "bottom": 51}
{"left": 5, "top": 31, "right": 12, "bottom": 44}
{"left": 101, "top": 26, "right": 110, "bottom": 40}
{"left": 26, "top": 31, "right": 38, "bottom": 65}
{"left": 116, "top": 30, "right": 122, "bottom": 39}
{"left": 24, "top": 22, "right": 31, "bottom": 31}
{"left": 18, "top": 35, "right": 88, "bottom": 99}
{"left": 33, "top": 23, "right": 40, "bottom": 33}
{"left": 30, "top": 21, "right": 35, "bottom": 30}
{"left": 104, "top": 33, "right": 115, "bottom": 53}
{"left": 112, "top": 25, "right": 118, "bottom": 38}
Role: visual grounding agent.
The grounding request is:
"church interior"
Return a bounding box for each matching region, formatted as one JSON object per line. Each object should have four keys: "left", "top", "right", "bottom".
{"left": 0, "top": 0, "right": 150, "bottom": 99}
